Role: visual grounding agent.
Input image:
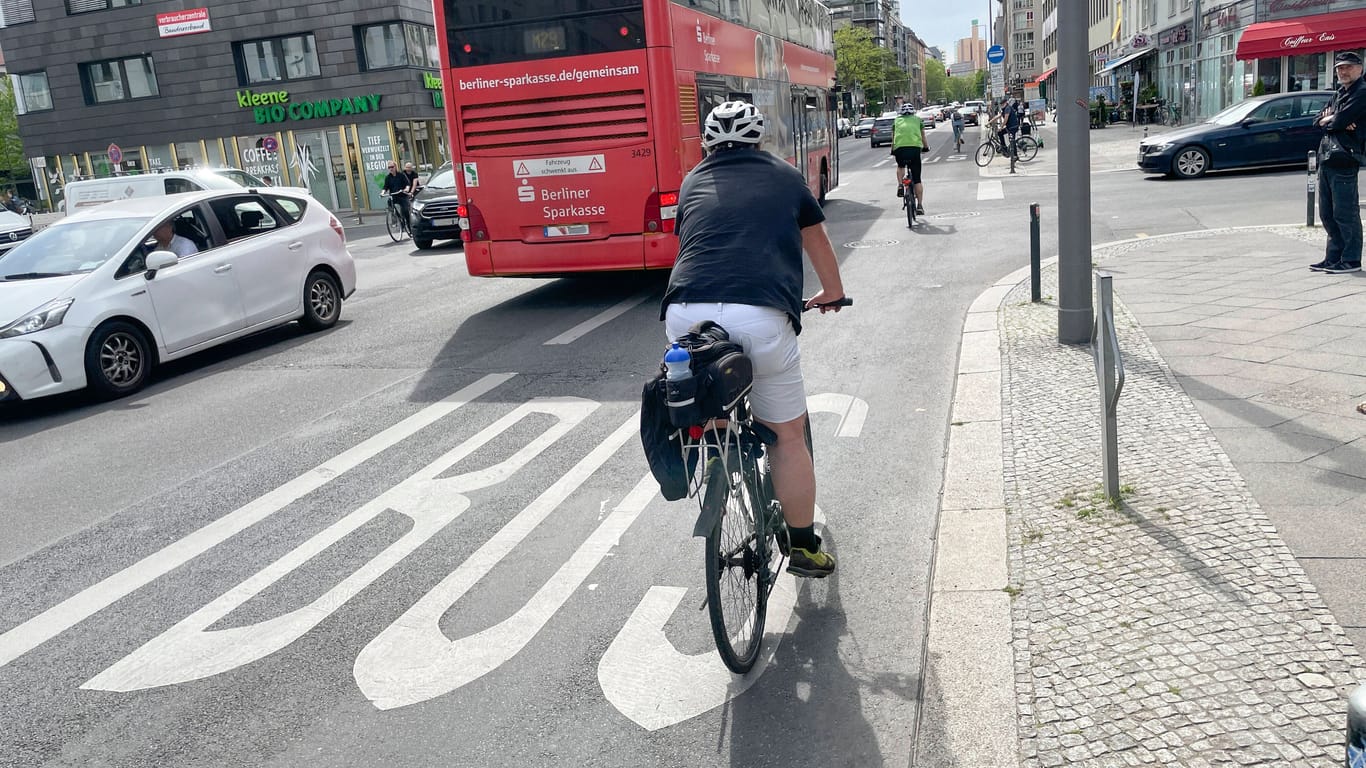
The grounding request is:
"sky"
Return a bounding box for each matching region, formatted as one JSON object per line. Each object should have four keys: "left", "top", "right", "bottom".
{"left": 902, "top": 2, "right": 993, "bottom": 64}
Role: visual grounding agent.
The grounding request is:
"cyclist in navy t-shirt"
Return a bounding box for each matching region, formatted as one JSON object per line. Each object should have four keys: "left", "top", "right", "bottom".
{"left": 661, "top": 101, "right": 846, "bottom": 578}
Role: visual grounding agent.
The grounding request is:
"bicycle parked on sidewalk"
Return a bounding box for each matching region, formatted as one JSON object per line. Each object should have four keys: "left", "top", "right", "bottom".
{"left": 667, "top": 297, "right": 851, "bottom": 673}
{"left": 975, "top": 130, "right": 1039, "bottom": 167}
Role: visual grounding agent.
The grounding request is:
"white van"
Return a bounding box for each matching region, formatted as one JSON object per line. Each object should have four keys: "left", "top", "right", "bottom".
{"left": 59, "top": 169, "right": 275, "bottom": 213}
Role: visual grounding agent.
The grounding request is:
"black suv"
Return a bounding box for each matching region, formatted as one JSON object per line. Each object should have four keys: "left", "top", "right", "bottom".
{"left": 410, "top": 163, "right": 462, "bottom": 249}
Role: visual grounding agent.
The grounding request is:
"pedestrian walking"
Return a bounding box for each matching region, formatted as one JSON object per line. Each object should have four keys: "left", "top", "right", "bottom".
{"left": 1310, "top": 51, "right": 1366, "bottom": 274}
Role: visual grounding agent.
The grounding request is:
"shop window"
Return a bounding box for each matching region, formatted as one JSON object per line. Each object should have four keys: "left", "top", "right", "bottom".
{"left": 79, "top": 55, "right": 158, "bottom": 104}
{"left": 0, "top": 0, "right": 37, "bottom": 27}
{"left": 234, "top": 34, "right": 321, "bottom": 85}
{"left": 66, "top": 0, "right": 137, "bottom": 13}
{"left": 357, "top": 21, "right": 439, "bottom": 71}
{"left": 11, "top": 71, "right": 52, "bottom": 113}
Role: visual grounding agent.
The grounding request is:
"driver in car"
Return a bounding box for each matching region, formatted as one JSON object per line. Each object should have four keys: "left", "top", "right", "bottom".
{"left": 152, "top": 220, "right": 198, "bottom": 258}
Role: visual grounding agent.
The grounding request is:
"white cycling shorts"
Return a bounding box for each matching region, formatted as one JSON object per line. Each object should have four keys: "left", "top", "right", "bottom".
{"left": 665, "top": 302, "right": 806, "bottom": 425}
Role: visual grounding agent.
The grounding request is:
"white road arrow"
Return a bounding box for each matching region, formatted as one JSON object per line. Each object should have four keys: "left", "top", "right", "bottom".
{"left": 82, "top": 397, "right": 596, "bottom": 692}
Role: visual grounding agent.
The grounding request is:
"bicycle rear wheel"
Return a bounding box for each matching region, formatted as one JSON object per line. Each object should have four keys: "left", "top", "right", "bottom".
{"left": 702, "top": 455, "right": 767, "bottom": 674}
{"left": 386, "top": 206, "right": 403, "bottom": 243}
{"left": 974, "top": 142, "right": 994, "bottom": 167}
{"left": 1016, "top": 136, "right": 1039, "bottom": 162}
{"left": 904, "top": 191, "right": 915, "bottom": 228}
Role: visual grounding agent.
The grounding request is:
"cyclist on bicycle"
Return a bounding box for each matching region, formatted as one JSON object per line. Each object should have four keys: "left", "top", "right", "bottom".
{"left": 995, "top": 98, "right": 1022, "bottom": 156}
{"left": 661, "top": 100, "right": 846, "bottom": 578}
{"left": 950, "top": 108, "right": 964, "bottom": 152}
{"left": 382, "top": 162, "right": 413, "bottom": 225}
{"left": 891, "top": 103, "right": 927, "bottom": 216}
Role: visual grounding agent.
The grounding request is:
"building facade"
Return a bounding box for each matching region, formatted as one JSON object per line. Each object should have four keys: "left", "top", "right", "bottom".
{"left": 956, "top": 19, "right": 987, "bottom": 73}
{"left": 1, "top": 0, "right": 452, "bottom": 213}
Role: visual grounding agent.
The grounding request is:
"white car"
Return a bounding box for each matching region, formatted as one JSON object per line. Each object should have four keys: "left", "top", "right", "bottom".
{"left": 0, "top": 188, "right": 356, "bottom": 401}
{"left": 0, "top": 209, "right": 33, "bottom": 254}
{"left": 916, "top": 107, "right": 939, "bottom": 127}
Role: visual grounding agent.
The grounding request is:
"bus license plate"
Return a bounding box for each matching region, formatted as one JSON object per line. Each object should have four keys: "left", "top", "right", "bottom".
{"left": 544, "top": 224, "right": 590, "bottom": 237}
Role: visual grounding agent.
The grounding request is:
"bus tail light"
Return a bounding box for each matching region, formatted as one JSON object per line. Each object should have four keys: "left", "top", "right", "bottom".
{"left": 645, "top": 192, "right": 679, "bottom": 234}
{"left": 459, "top": 202, "right": 489, "bottom": 242}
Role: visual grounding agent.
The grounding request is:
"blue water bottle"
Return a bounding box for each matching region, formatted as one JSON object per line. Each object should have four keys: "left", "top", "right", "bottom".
{"left": 663, "top": 342, "right": 699, "bottom": 426}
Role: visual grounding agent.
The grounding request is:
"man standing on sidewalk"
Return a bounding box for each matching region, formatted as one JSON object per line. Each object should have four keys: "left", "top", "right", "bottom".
{"left": 1311, "top": 51, "right": 1366, "bottom": 274}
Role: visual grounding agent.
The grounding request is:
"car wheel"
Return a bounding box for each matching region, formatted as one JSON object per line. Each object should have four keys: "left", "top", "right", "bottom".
{"left": 1172, "top": 147, "right": 1209, "bottom": 178}
{"left": 84, "top": 320, "right": 153, "bottom": 399}
{"left": 301, "top": 270, "right": 342, "bottom": 331}
{"left": 414, "top": 239, "right": 433, "bottom": 250}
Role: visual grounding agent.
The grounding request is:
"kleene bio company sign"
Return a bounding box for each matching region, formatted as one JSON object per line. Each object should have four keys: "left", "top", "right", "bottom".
{"left": 157, "top": 8, "right": 211, "bottom": 38}
{"left": 236, "top": 89, "right": 383, "bottom": 125}
{"left": 423, "top": 72, "right": 444, "bottom": 108}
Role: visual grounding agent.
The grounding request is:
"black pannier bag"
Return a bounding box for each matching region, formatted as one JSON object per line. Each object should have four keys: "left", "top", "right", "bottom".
{"left": 640, "top": 320, "right": 755, "bottom": 500}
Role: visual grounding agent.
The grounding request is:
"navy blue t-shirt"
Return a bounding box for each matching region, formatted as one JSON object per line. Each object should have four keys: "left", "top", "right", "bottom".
{"left": 661, "top": 148, "right": 825, "bottom": 334}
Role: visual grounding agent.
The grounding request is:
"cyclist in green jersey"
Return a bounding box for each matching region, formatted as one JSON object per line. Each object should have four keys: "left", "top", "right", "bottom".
{"left": 891, "top": 103, "right": 927, "bottom": 215}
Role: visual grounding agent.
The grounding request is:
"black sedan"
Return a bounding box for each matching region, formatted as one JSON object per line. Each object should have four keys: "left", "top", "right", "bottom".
{"left": 1137, "top": 91, "right": 1333, "bottom": 179}
{"left": 409, "top": 164, "right": 462, "bottom": 249}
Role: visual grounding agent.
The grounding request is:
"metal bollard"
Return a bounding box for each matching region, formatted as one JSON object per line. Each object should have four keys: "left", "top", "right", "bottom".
{"left": 1093, "top": 272, "right": 1125, "bottom": 503}
{"left": 1009, "top": 136, "right": 1018, "bottom": 175}
{"left": 354, "top": 195, "right": 364, "bottom": 225}
{"left": 1030, "top": 202, "right": 1042, "bottom": 302}
{"left": 1306, "top": 151, "right": 1317, "bottom": 228}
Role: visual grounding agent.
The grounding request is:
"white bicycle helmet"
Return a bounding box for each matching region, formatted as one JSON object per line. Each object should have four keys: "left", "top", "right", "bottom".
{"left": 703, "top": 101, "right": 766, "bottom": 148}
{"left": 899, "top": 103, "right": 916, "bottom": 115}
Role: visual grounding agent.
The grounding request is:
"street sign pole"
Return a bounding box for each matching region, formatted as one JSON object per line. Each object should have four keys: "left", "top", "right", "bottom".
{"left": 1058, "top": 0, "right": 1093, "bottom": 344}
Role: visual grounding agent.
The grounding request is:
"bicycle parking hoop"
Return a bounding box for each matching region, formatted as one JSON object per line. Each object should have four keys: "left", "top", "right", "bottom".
{"left": 802, "top": 296, "right": 853, "bottom": 312}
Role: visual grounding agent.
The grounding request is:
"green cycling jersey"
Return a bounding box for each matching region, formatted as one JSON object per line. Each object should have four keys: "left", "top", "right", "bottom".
{"left": 892, "top": 115, "right": 925, "bottom": 149}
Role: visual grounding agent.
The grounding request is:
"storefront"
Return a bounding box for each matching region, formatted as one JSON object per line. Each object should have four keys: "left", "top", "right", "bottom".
{"left": 1192, "top": 0, "right": 1255, "bottom": 119}
{"left": 37, "top": 78, "right": 449, "bottom": 214}
{"left": 1155, "top": 21, "right": 1196, "bottom": 123}
{"left": 1095, "top": 36, "right": 1158, "bottom": 122}
{"left": 1236, "top": 2, "right": 1366, "bottom": 96}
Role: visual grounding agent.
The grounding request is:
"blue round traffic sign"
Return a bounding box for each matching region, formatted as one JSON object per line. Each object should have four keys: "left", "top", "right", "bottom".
{"left": 987, "top": 45, "right": 1006, "bottom": 64}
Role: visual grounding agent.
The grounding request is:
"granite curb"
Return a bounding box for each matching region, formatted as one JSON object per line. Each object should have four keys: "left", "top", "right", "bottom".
{"left": 919, "top": 225, "right": 1366, "bottom": 766}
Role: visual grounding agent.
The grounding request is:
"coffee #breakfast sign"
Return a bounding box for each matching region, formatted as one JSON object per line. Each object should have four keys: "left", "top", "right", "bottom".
{"left": 157, "top": 8, "right": 211, "bottom": 38}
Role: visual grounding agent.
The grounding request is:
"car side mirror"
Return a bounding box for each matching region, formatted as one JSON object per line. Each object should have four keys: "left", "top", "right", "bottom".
{"left": 144, "top": 250, "right": 179, "bottom": 280}
{"left": 1241, "top": 117, "right": 1261, "bottom": 126}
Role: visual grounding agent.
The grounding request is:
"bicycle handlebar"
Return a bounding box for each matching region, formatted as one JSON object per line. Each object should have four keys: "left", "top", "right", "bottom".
{"left": 802, "top": 296, "right": 853, "bottom": 312}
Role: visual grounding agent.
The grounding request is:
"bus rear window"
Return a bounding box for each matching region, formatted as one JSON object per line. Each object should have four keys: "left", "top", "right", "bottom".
{"left": 444, "top": 0, "right": 644, "bottom": 67}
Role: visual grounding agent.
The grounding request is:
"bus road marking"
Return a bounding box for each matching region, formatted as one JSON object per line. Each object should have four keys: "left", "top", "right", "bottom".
{"left": 354, "top": 414, "right": 641, "bottom": 710}
{"left": 0, "top": 373, "right": 516, "bottom": 671}
{"left": 874, "top": 156, "right": 895, "bottom": 168}
{"left": 544, "top": 291, "right": 652, "bottom": 345}
{"left": 82, "top": 397, "right": 596, "bottom": 693}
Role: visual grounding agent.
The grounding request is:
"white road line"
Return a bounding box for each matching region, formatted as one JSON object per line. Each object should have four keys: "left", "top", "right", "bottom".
{"left": 0, "top": 373, "right": 515, "bottom": 670}
{"left": 354, "top": 413, "right": 641, "bottom": 710}
{"left": 874, "top": 156, "right": 895, "bottom": 167}
{"left": 598, "top": 509, "right": 826, "bottom": 731}
{"left": 807, "top": 393, "right": 869, "bottom": 438}
{"left": 544, "top": 292, "right": 652, "bottom": 345}
{"left": 82, "top": 398, "right": 596, "bottom": 692}
{"left": 977, "top": 181, "right": 1005, "bottom": 200}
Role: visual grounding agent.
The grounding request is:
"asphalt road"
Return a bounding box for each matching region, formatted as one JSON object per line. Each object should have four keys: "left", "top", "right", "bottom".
{"left": 0, "top": 125, "right": 1316, "bottom": 767}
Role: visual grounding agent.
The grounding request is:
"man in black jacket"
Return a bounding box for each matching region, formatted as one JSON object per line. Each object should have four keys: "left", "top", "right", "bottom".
{"left": 1311, "top": 51, "right": 1366, "bottom": 273}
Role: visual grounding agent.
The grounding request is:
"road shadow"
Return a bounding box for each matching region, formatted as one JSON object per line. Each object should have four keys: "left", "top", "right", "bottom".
{"left": 720, "top": 527, "right": 910, "bottom": 766}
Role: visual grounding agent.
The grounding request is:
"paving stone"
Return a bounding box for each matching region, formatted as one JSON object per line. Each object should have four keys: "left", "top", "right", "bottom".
{"left": 998, "top": 234, "right": 1366, "bottom": 768}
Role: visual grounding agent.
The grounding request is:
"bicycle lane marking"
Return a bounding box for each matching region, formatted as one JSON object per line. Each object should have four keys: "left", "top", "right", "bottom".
{"left": 353, "top": 413, "right": 641, "bottom": 709}
{"left": 977, "top": 181, "right": 1005, "bottom": 200}
{"left": 83, "top": 397, "right": 597, "bottom": 692}
{"left": 596, "top": 393, "right": 868, "bottom": 731}
{"left": 0, "top": 373, "right": 515, "bottom": 670}
{"left": 544, "top": 291, "right": 654, "bottom": 346}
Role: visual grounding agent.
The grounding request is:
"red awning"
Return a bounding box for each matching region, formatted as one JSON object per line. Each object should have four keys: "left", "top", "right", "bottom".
{"left": 1029, "top": 67, "right": 1057, "bottom": 86}
{"left": 1236, "top": 8, "right": 1366, "bottom": 61}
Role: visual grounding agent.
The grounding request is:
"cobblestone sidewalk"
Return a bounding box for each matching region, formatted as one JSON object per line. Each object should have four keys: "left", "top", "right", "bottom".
{"left": 1000, "top": 267, "right": 1365, "bottom": 766}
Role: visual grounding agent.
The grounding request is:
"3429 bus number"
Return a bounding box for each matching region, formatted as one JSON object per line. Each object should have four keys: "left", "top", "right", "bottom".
{"left": 631, "top": 148, "right": 652, "bottom": 158}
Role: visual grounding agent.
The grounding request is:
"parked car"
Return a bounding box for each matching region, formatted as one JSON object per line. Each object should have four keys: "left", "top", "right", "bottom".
{"left": 854, "top": 117, "right": 876, "bottom": 138}
{"left": 1137, "top": 90, "right": 1334, "bottom": 179}
{"left": 0, "top": 210, "right": 33, "bottom": 254}
{"left": 0, "top": 188, "right": 356, "bottom": 402}
{"left": 410, "top": 163, "right": 462, "bottom": 250}
{"left": 870, "top": 116, "right": 896, "bottom": 148}
{"left": 837, "top": 117, "right": 852, "bottom": 137}
{"left": 59, "top": 168, "right": 298, "bottom": 214}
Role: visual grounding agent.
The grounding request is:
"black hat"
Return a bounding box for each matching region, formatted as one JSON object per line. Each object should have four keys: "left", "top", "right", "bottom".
{"left": 1335, "top": 51, "right": 1363, "bottom": 66}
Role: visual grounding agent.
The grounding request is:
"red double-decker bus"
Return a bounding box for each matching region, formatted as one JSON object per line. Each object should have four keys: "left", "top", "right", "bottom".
{"left": 436, "top": 0, "right": 838, "bottom": 277}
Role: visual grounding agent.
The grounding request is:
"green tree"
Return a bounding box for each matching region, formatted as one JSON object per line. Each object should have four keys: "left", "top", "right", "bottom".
{"left": 0, "top": 78, "right": 30, "bottom": 189}
{"left": 834, "top": 26, "right": 900, "bottom": 113}
{"left": 925, "top": 58, "right": 949, "bottom": 104}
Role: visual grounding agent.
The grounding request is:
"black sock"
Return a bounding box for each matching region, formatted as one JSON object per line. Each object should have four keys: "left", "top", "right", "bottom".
{"left": 789, "top": 525, "right": 817, "bottom": 552}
